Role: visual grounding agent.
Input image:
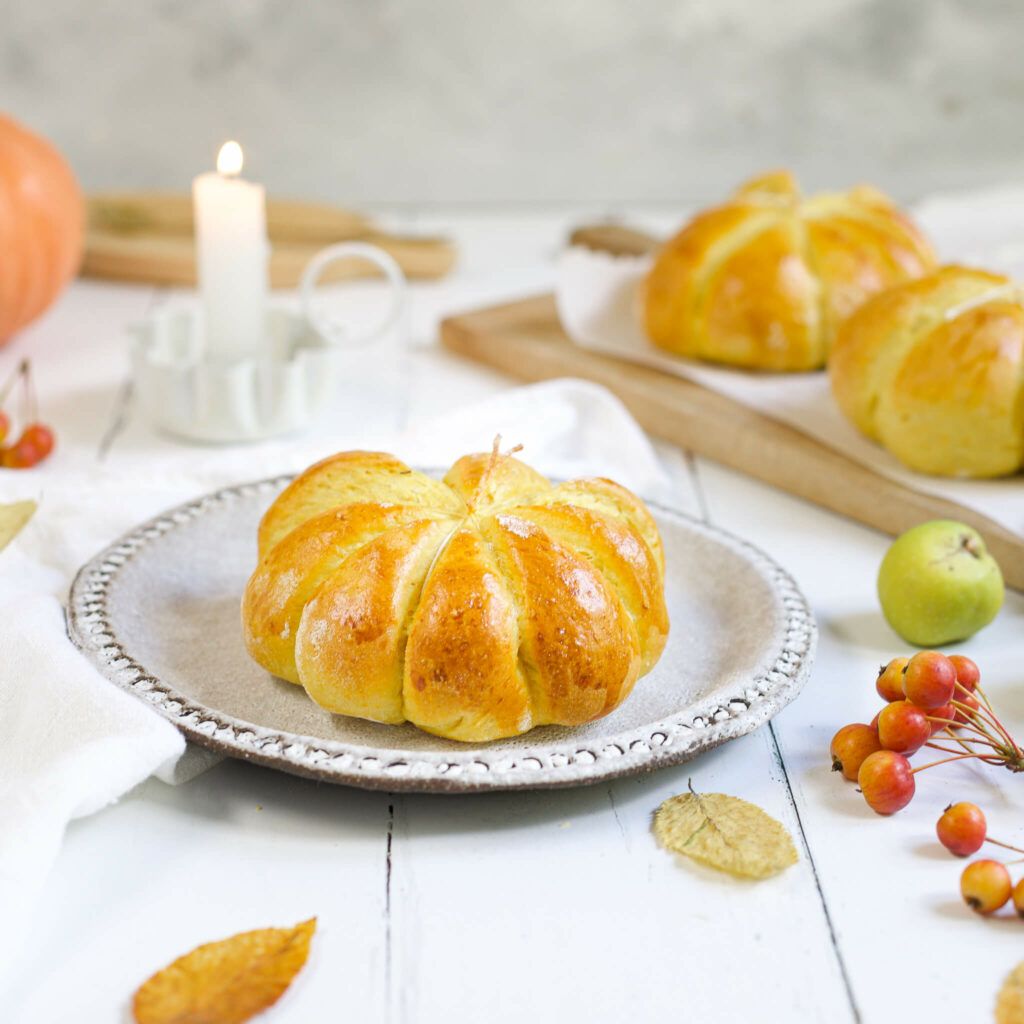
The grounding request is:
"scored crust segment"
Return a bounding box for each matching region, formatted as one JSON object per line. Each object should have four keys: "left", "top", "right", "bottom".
{"left": 829, "top": 266, "right": 1024, "bottom": 477}
{"left": 642, "top": 170, "right": 936, "bottom": 371}
{"left": 242, "top": 451, "right": 670, "bottom": 743}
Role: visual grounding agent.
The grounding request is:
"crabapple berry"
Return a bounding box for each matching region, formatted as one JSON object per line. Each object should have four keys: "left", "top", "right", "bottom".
{"left": 20, "top": 423, "right": 54, "bottom": 459}
{"left": 1013, "top": 879, "right": 1024, "bottom": 918}
{"left": 936, "top": 802, "right": 987, "bottom": 857}
{"left": 1, "top": 436, "right": 41, "bottom": 469}
{"left": 876, "top": 658, "right": 909, "bottom": 703}
{"left": 858, "top": 750, "right": 915, "bottom": 815}
{"left": 830, "top": 724, "right": 883, "bottom": 781}
{"left": 877, "top": 700, "right": 931, "bottom": 755}
{"left": 949, "top": 654, "right": 980, "bottom": 694}
{"left": 903, "top": 651, "right": 957, "bottom": 709}
{"left": 960, "top": 859, "right": 1011, "bottom": 915}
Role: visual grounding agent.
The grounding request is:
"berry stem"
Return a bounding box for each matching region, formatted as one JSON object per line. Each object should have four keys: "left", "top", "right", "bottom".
{"left": 952, "top": 697, "right": 1017, "bottom": 752}
{"left": 923, "top": 741, "right": 1003, "bottom": 765}
{"left": 928, "top": 715, "right": 996, "bottom": 743}
{"left": 931, "top": 729, "right": 1002, "bottom": 750}
{"left": 911, "top": 752, "right": 988, "bottom": 773}
{"left": 0, "top": 359, "right": 27, "bottom": 407}
{"left": 24, "top": 358, "right": 38, "bottom": 425}
{"left": 970, "top": 688, "right": 995, "bottom": 712}
{"left": 941, "top": 726, "right": 994, "bottom": 760}
{"left": 985, "top": 836, "right": 1024, "bottom": 856}
{"left": 985, "top": 705, "right": 1023, "bottom": 759}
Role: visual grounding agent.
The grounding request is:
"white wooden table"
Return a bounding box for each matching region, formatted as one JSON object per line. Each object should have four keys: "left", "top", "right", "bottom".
{"left": 7, "top": 211, "right": 1024, "bottom": 1023}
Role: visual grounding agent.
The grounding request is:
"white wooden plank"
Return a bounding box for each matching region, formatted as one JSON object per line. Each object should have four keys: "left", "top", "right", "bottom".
{"left": 7, "top": 761, "right": 392, "bottom": 1022}
{"left": 0, "top": 281, "right": 157, "bottom": 468}
{"left": 386, "top": 454, "right": 855, "bottom": 1024}
{"left": 694, "top": 457, "right": 1024, "bottom": 1023}
{"left": 389, "top": 730, "right": 854, "bottom": 1023}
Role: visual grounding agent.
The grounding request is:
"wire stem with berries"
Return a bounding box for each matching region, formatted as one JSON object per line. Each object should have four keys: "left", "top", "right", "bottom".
{"left": 831, "top": 652, "right": 1024, "bottom": 816}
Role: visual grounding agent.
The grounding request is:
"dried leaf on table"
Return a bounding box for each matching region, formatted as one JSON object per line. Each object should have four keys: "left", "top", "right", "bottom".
{"left": 654, "top": 784, "right": 798, "bottom": 880}
{"left": 0, "top": 499, "right": 36, "bottom": 553}
{"left": 132, "top": 917, "right": 316, "bottom": 1024}
{"left": 997, "top": 962, "right": 1024, "bottom": 1024}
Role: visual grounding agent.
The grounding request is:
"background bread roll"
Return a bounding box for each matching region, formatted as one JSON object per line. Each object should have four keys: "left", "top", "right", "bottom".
{"left": 829, "top": 266, "right": 1024, "bottom": 478}
{"left": 643, "top": 170, "right": 936, "bottom": 371}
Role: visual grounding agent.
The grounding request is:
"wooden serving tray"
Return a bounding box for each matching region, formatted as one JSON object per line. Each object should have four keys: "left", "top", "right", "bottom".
{"left": 440, "top": 293, "right": 1024, "bottom": 590}
{"left": 82, "top": 192, "right": 456, "bottom": 286}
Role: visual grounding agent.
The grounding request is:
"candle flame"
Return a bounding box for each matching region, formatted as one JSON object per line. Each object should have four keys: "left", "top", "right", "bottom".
{"left": 216, "top": 140, "right": 244, "bottom": 177}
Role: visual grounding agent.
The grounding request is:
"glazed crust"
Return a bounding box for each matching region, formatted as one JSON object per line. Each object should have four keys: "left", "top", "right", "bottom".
{"left": 242, "top": 451, "right": 669, "bottom": 741}
{"left": 642, "top": 171, "right": 935, "bottom": 371}
{"left": 829, "top": 266, "right": 1024, "bottom": 477}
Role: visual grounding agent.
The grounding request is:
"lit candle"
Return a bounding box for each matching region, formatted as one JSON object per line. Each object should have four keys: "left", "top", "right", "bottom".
{"left": 192, "top": 141, "right": 268, "bottom": 361}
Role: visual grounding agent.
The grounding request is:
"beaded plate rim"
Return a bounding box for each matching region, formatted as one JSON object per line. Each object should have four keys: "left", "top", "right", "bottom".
{"left": 66, "top": 474, "right": 817, "bottom": 793}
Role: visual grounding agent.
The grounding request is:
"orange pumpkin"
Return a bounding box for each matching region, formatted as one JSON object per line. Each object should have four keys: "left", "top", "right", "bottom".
{"left": 0, "top": 113, "right": 84, "bottom": 344}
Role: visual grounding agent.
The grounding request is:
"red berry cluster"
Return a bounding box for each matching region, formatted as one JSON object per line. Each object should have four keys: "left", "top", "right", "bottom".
{"left": 0, "top": 360, "right": 55, "bottom": 469}
{"left": 933, "top": 802, "right": 1024, "bottom": 917}
{"left": 830, "top": 652, "right": 1023, "bottom": 815}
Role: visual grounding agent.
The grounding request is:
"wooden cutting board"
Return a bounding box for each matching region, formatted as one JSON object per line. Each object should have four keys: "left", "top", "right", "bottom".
{"left": 82, "top": 192, "right": 456, "bottom": 286}
{"left": 440, "top": 292, "right": 1024, "bottom": 590}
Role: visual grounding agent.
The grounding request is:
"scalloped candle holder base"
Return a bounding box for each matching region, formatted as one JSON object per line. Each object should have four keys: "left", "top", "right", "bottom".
{"left": 130, "top": 305, "right": 340, "bottom": 443}
{"left": 130, "top": 241, "right": 407, "bottom": 443}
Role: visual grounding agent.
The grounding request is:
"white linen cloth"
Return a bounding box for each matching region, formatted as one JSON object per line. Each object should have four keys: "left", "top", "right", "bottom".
{"left": 0, "top": 377, "right": 672, "bottom": 989}
{"left": 556, "top": 187, "right": 1024, "bottom": 538}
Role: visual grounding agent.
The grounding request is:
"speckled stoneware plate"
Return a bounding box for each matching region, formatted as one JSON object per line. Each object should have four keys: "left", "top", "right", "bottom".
{"left": 67, "top": 475, "right": 816, "bottom": 793}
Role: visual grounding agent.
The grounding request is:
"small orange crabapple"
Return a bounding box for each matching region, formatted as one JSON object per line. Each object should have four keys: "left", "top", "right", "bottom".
{"left": 877, "top": 700, "right": 931, "bottom": 756}
{"left": 903, "top": 651, "right": 957, "bottom": 709}
{"left": 1013, "top": 879, "right": 1024, "bottom": 919}
{"left": 858, "top": 750, "right": 915, "bottom": 815}
{"left": 960, "top": 859, "right": 1012, "bottom": 915}
{"left": 936, "top": 802, "right": 987, "bottom": 857}
{"left": 876, "top": 658, "right": 908, "bottom": 703}
{"left": 830, "top": 724, "right": 882, "bottom": 782}
{"left": 949, "top": 654, "right": 981, "bottom": 694}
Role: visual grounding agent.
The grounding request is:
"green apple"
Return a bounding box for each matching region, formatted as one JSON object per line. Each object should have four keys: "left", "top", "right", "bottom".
{"left": 878, "top": 520, "right": 1004, "bottom": 646}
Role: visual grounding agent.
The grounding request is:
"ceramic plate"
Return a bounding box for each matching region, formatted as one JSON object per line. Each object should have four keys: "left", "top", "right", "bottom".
{"left": 67, "top": 476, "right": 816, "bottom": 793}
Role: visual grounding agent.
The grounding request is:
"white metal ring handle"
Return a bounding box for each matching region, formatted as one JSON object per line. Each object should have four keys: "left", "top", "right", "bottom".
{"left": 300, "top": 242, "right": 407, "bottom": 347}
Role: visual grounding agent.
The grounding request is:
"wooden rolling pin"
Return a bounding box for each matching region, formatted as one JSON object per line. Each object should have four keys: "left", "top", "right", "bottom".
{"left": 82, "top": 192, "right": 456, "bottom": 285}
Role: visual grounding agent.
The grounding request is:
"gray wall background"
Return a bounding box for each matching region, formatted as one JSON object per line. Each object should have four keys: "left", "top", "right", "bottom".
{"left": 4, "top": 0, "right": 1021, "bottom": 206}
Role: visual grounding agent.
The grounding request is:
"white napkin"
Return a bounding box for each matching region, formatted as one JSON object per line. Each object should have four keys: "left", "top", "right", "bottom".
{"left": 0, "top": 377, "right": 671, "bottom": 990}
{"left": 556, "top": 189, "right": 1024, "bottom": 538}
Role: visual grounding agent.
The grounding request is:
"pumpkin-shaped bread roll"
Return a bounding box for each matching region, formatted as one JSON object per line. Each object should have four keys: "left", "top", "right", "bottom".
{"left": 830, "top": 266, "right": 1024, "bottom": 478}
{"left": 242, "top": 450, "right": 669, "bottom": 742}
{"left": 643, "top": 171, "right": 935, "bottom": 371}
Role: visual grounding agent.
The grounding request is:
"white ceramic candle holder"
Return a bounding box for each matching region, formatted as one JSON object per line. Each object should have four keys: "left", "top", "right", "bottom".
{"left": 130, "top": 243, "right": 406, "bottom": 443}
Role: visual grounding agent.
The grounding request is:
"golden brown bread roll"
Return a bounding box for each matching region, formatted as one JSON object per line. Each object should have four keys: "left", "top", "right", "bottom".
{"left": 242, "top": 449, "right": 669, "bottom": 741}
{"left": 643, "top": 170, "right": 936, "bottom": 371}
{"left": 829, "top": 265, "right": 1024, "bottom": 478}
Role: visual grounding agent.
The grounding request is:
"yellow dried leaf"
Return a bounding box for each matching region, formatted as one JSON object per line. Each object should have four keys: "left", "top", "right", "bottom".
{"left": 654, "top": 786, "right": 798, "bottom": 879}
{"left": 0, "top": 500, "right": 36, "bottom": 553}
{"left": 997, "top": 962, "right": 1024, "bottom": 1024}
{"left": 132, "top": 917, "right": 316, "bottom": 1024}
